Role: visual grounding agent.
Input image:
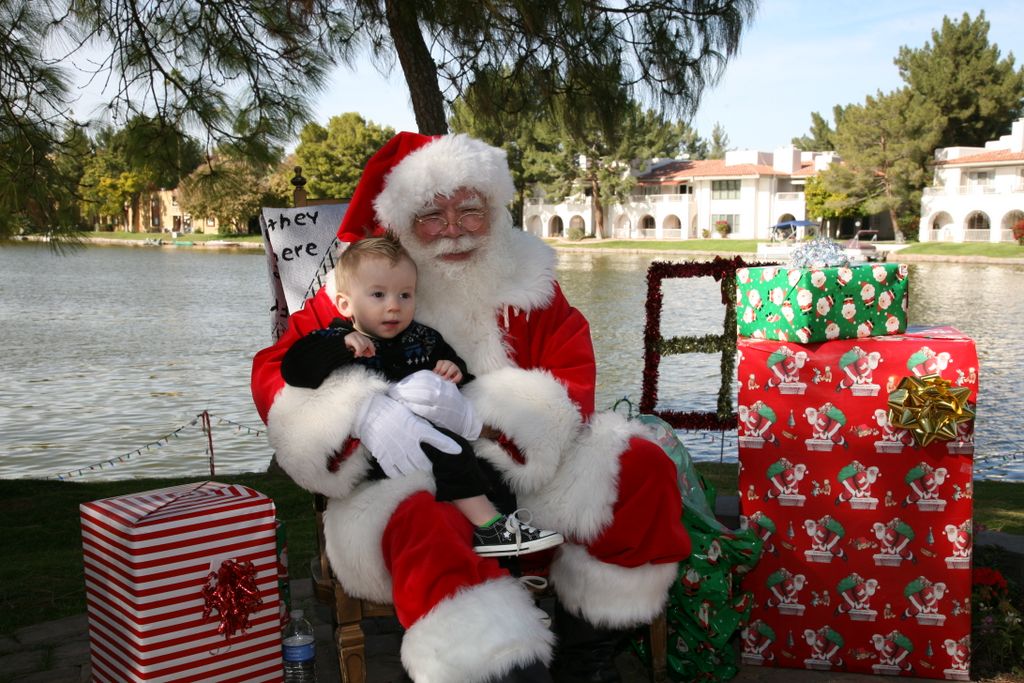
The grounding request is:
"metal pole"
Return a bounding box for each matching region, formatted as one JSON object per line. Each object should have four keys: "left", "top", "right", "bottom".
{"left": 202, "top": 411, "right": 215, "bottom": 476}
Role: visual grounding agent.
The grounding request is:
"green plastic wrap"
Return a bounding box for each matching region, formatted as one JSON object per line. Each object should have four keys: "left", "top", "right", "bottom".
{"left": 633, "top": 413, "right": 764, "bottom": 682}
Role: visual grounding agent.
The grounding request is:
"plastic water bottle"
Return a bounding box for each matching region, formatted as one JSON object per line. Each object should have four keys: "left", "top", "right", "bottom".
{"left": 282, "top": 609, "right": 317, "bottom": 682}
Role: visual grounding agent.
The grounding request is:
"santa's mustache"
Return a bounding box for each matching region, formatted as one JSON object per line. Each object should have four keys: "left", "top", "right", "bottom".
{"left": 425, "top": 232, "right": 488, "bottom": 256}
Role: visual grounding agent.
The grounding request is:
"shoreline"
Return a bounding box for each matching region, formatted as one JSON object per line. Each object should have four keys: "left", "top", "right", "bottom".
{"left": 14, "top": 234, "right": 1024, "bottom": 264}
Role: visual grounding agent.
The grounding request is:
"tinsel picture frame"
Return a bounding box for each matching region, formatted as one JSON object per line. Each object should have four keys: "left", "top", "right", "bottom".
{"left": 640, "top": 256, "right": 769, "bottom": 430}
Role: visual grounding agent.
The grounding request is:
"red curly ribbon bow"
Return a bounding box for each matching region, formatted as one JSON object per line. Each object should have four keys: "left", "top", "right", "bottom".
{"left": 202, "top": 558, "right": 263, "bottom": 640}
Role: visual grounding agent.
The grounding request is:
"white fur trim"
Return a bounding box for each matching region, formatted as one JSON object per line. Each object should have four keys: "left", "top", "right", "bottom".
{"left": 521, "top": 412, "right": 648, "bottom": 540}
{"left": 414, "top": 229, "right": 556, "bottom": 368}
{"left": 323, "top": 474, "right": 435, "bottom": 603}
{"left": 494, "top": 229, "right": 558, "bottom": 314}
{"left": 401, "top": 577, "right": 554, "bottom": 682}
{"left": 374, "top": 134, "right": 516, "bottom": 233}
{"left": 462, "top": 367, "right": 580, "bottom": 494}
{"left": 266, "top": 366, "right": 389, "bottom": 498}
{"left": 550, "top": 544, "right": 677, "bottom": 629}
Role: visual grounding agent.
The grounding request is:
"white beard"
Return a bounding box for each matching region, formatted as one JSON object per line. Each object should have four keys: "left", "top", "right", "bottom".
{"left": 402, "top": 226, "right": 517, "bottom": 374}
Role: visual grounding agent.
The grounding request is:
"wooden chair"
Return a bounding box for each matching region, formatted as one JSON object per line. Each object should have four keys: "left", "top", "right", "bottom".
{"left": 279, "top": 171, "right": 668, "bottom": 683}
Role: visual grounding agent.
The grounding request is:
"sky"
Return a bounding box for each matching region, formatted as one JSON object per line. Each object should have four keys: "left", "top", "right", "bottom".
{"left": 311, "top": 0, "right": 1024, "bottom": 152}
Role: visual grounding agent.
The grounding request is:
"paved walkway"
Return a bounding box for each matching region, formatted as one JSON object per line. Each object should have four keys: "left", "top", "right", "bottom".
{"left": 4, "top": 528, "right": 1020, "bottom": 682}
{"left": 0, "top": 576, "right": 964, "bottom": 683}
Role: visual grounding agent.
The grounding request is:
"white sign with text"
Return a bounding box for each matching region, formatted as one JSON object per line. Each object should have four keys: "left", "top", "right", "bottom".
{"left": 259, "top": 203, "right": 347, "bottom": 340}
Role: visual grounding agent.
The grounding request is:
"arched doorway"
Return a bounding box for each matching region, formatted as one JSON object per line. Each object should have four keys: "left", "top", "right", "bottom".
{"left": 548, "top": 216, "right": 564, "bottom": 237}
{"left": 1001, "top": 209, "right": 1024, "bottom": 242}
{"left": 662, "top": 215, "right": 682, "bottom": 240}
{"left": 569, "top": 215, "right": 586, "bottom": 238}
{"left": 964, "top": 211, "right": 990, "bottom": 242}
{"left": 614, "top": 215, "right": 632, "bottom": 239}
{"left": 929, "top": 211, "right": 953, "bottom": 241}
{"left": 640, "top": 215, "right": 655, "bottom": 238}
{"left": 524, "top": 214, "right": 542, "bottom": 236}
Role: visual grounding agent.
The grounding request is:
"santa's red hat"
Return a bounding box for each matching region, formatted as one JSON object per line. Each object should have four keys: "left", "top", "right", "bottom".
{"left": 337, "top": 131, "right": 516, "bottom": 242}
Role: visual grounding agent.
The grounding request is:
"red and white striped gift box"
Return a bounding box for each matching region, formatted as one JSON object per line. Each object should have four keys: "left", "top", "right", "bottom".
{"left": 80, "top": 482, "right": 283, "bottom": 682}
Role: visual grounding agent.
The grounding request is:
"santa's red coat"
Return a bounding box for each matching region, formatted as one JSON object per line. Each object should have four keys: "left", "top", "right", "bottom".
{"left": 251, "top": 229, "right": 690, "bottom": 681}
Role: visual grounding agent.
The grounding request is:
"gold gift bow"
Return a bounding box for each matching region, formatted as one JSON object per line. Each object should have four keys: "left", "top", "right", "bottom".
{"left": 887, "top": 374, "right": 975, "bottom": 447}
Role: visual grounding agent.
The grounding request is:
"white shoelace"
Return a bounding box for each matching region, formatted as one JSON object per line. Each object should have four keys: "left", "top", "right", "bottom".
{"left": 518, "top": 575, "right": 549, "bottom": 592}
{"left": 505, "top": 508, "right": 540, "bottom": 551}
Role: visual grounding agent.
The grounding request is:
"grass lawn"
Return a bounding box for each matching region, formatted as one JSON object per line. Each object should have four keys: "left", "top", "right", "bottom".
{"left": 2, "top": 464, "right": 1021, "bottom": 637}
{"left": 551, "top": 238, "right": 759, "bottom": 252}
{"left": 896, "top": 241, "right": 1024, "bottom": 258}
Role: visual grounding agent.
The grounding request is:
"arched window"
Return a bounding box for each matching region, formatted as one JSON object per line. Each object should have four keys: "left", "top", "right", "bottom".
{"left": 1001, "top": 210, "right": 1024, "bottom": 242}
{"left": 964, "top": 212, "right": 990, "bottom": 241}
{"left": 641, "top": 215, "right": 656, "bottom": 237}
{"left": 549, "top": 216, "right": 564, "bottom": 237}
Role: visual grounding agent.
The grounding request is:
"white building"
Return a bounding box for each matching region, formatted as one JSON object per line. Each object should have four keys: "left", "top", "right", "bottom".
{"left": 523, "top": 147, "right": 838, "bottom": 240}
{"left": 919, "top": 118, "right": 1024, "bottom": 243}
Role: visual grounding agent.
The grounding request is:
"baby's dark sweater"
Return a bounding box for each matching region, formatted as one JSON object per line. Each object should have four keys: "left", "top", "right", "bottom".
{"left": 281, "top": 318, "right": 472, "bottom": 389}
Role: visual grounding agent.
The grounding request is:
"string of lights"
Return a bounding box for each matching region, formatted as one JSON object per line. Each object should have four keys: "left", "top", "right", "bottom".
{"left": 48, "top": 412, "right": 267, "bottom": 480}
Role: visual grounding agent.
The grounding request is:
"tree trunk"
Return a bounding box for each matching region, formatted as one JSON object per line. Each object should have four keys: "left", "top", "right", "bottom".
{"left": 590, "top": 177, "right": 605, "bottom": 239}
{"left": 384, "top": 0, "right": 448, "bottom": 136}
{"left": 889, "top": 207, "right": 905, "bottom": 243}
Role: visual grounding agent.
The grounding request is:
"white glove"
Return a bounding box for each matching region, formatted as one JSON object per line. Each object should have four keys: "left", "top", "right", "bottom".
{"left": 354, "top": 394, "right": 461, "bottom": 478}
{"left": 387, "top": 370, "right": 482, "bottom": 440}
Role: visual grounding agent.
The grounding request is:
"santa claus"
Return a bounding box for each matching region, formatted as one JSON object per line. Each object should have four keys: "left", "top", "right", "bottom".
{"left": 251, "top": 133, "right": 691, "bottom": 682}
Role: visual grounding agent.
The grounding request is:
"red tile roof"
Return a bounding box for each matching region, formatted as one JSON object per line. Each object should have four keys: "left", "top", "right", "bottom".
{"left": 935, "top": 149, "right": 1024, "bottom": 166}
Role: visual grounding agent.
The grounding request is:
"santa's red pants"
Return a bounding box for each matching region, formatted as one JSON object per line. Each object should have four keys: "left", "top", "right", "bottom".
{"left": 381, "top": 436, "right": 690, "bottom": 627}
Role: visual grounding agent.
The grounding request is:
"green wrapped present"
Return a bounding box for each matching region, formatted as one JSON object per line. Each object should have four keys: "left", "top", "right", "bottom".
{"left": 736, "top": 262, "right": 908, "bottom": 343}
{"left": 629, "top": 414, "right": 762, "bottom": 682}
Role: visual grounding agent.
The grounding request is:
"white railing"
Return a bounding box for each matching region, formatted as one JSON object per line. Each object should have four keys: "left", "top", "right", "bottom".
{"left": 660, "top": 229, "right": 683, "bottom": 240}
{"left": 642, "top": 229, "right": 659, "bottom": 239}
{"left": 924, "top": 182, "right": 1024, "bottom": 196}
{"left": 775, "top": 192, "right": 803, "bottom": 201}
{"left": 963, "top": 229, "right": 991, "bottom": 242}
{"left": 629, "top": 194, "right": 690, "bottom": 204}
{"left": 999, "top": 229, "right": 1017, "bottom": 243}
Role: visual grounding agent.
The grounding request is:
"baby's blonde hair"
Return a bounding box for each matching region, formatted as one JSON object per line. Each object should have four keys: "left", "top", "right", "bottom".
{"left": 334, "top": 231, "right": 416, "bottom": 293}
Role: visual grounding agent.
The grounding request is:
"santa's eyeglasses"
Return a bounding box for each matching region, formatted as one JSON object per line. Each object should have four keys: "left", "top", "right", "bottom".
{"left": 414, "top": 210, "right": 486, "bottom": 235}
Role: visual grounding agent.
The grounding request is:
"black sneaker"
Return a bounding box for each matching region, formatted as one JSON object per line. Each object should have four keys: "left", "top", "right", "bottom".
{"left": 472, "top": 510, "right": 564, "bottom": 557}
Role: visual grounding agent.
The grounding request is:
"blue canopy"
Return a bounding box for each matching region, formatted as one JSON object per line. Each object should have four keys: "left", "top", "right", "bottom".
{"left": 772, "top": 220, "right": 820, "bottom": 229}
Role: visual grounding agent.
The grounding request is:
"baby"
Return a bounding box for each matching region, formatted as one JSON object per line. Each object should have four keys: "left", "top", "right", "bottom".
{"left": 282, "top": 232, "right": 562, "bottom": 557}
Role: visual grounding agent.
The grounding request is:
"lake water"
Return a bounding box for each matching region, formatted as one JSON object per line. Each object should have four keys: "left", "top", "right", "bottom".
{"left": 1, "top": 242, "right": 1021, "bottom": 481}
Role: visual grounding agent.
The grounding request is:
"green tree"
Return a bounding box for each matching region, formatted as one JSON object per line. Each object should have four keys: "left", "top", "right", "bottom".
{"left": 179, "top": 154, "right": 289, "bottom": 233}
{"left": 826, "top": 88, "right": 945, "bottom": 241}
{"left": 28, "top": 1, "right": 755, "bottom": 144}
{"left": 0, "top": 0, "right": 78, "bottom": 237}
{"left": 532, "top": 102, "right": 686, "bottom": 238}
{"left": 803, "top": 173, "right": 861, "bottom": 237}
{"left": 343, "top": 1, "right": 756, "bottom": 135}
{"left": 707, "top": 122, "right": 730, "bottom": 159}
{"left": 792, "top": 107, "right": 846, "bottom": 151}
{"left": 450, "top": 70, "right": 568, "bottom": 224}
{"left": 295, "top": 114, "right": 396, "bottom": 200}
{"left": 77, "top": 118, "right": 202, "bottom": 231}
{"left": 679, "top": 122, "right": 711, "bottom": 160}
{"left": 895, "top": 11, "right": 1024, "bottom": 149}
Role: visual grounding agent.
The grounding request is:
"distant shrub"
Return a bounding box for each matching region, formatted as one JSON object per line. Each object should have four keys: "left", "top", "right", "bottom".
{"left": 714, "top": 220, "right": 731, "bottom": 238}
{"left": 567, "top": 225, "right": 586, "bottom": 241}
{"left": 701, "top": 228, "right": 712, "bottom": 239}
{"left": 1012, "top": 219, "right": 1024, "bottom": 245}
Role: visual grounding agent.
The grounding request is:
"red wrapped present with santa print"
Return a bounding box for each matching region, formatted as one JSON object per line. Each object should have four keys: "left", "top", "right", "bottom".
{"left": 80, "top": 482, "right": 283, "bottom": 682}
{"left": 737, "top": 326, "right": 977, "bottom": 679}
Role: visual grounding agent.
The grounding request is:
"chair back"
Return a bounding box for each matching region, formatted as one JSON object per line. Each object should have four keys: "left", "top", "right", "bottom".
{"left": 259, "top": 168, "right": 348, "bottom": 340}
